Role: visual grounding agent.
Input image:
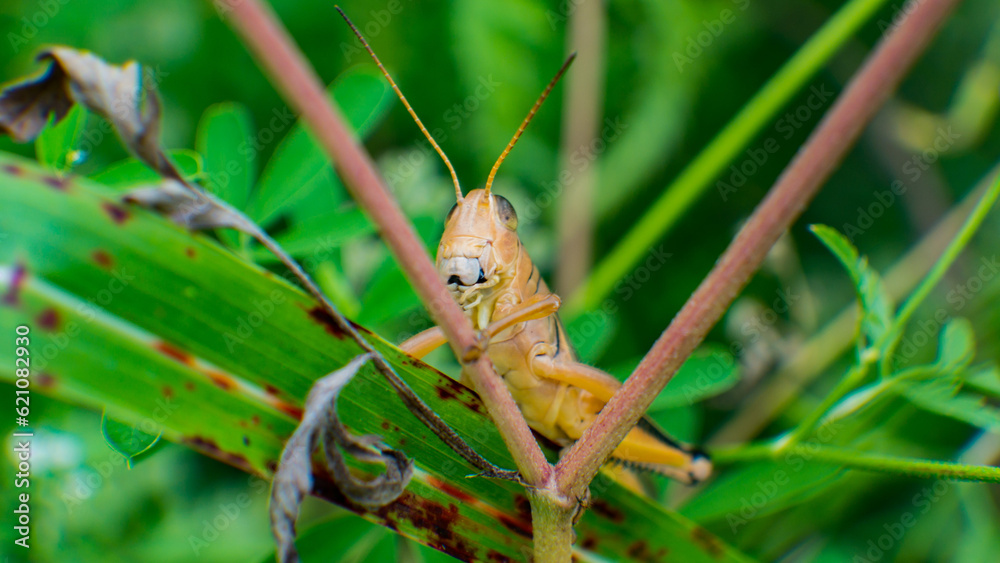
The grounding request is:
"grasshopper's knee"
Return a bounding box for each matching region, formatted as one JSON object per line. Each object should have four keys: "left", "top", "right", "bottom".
{"left": 461, "top": 331, "right": 490, "bottom": 362}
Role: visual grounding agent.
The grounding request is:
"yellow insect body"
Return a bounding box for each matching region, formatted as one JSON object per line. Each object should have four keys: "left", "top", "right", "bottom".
{"left": 431, "top": 189, "right": 710, "bottom": 484}
{"left": 337, "top": 9, "right": 710, "bottom": 485}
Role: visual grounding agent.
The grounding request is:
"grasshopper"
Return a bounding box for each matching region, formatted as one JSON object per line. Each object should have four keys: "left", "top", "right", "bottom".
{"left": 338, "top": 10, "right": 710, "bottom": 485}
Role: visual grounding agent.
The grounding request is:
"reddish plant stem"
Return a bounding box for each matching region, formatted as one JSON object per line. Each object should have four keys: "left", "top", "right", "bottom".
{"left": 555, "top": 0, "right": 963, "bottom": 499}
{"left": 219, "top": 0, "right": 551, "bottom": 487}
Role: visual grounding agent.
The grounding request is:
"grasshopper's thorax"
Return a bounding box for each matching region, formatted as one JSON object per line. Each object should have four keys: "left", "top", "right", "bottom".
{"left": 436, "top": 189, "right": 521, "bottom": 330}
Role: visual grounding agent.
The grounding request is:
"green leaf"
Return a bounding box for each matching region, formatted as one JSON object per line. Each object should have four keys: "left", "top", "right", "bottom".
{"left": 196, "top": 102, "right": 254, "bottom": 209}
{"left": 0, "top": 152, "right": 751, "bottom": 563}
{"left": 264, "top": 513, "right": 445, "bottom": 563}
{"left": 101, "top": 410, "right": 161, "bottom": 468}
{"left": 647, "top": 404, "right": 702, "bottom": 444}
{"left": 247, "top": 68, "right": 392, "bottom": 226}
{"left": 936, "top": 317, "right": 976, "bottom": 370}
{"left": 963, "top": 364, "right": 1000, "bottom": 398}
{"left": 196, "top": 103, "right": 255, "bottom": 252}
{"left": 810, "top": 224, "right": 893, "bottom": 350}
{"left": 314, "top": 260, "right": 362, "bottom": 320}
{"left": 564, "top": 307, "right": 619, "bottom": 364}
{"left": 899, "top": 379, "right": 1000, "bottom": 432}
{"left": 358, "top": 264, "right": 421, "bottom": 327}
{"left": 251, "top": 208, "right": 375, "bottom": 262}
{"left": 650, "top": 346, "right": 740, "bottom": 410}
{"left": 36, "top": 105, "right": 87, "bottom": 172}
{"left": 955, "top": 483, "right": 1000, "bottom": 562}
{"left": 88, "top": 149, "right": 204, "bottom": 188}
{"left": 261, "top": 513, "right": 384, "bottom": 563}
{"left": 680, "top": 458, "right": 845, "bottom": 524}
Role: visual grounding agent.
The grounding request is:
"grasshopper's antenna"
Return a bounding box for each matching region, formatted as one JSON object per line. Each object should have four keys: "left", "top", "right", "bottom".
{"left": 335, "top": 6, "right": 464, "bottom": 202}
{"left": 483, "top": 53, "right": 576, "bottom": 197}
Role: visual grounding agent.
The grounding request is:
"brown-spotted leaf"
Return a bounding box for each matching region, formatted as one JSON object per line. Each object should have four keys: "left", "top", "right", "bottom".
{"left": 26, "top": 44, "right": 519, "bottom": 501}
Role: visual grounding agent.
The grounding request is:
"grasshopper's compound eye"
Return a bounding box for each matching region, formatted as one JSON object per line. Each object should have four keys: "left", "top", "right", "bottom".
{"left": 445, "top": 203, "right": 459, "bottom": 224}
{"left": 493, "top": 195, "right": 518, "bottom": 231}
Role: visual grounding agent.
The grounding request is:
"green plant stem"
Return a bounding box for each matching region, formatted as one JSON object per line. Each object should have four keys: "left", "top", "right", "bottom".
{"left": 783, "top": 355, "right": 875, "bottom": 448}
{"left": 528, "top": 491, "right": 576, "bottom": 563}
{"left": 564, "top": 0, "right": 893, "bottom": 318}
{"left": 555, "top": 0, "right": 962, "bottom": 502}
{"left": 881, "top": 171, "right": 1000, "bottom": 372}
{"left": 712, "top": 442, "right": 1000, "bottom": 483}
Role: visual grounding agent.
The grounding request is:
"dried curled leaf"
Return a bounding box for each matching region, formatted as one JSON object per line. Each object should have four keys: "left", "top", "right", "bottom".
{"left": 270, "top": 353, "right": 414, "bottom": 563}
{"left": 123, "top": 179, "right": 261, "bottom": 233}
{"left": 0, "top": 46, "right": 179, "bottom": 179}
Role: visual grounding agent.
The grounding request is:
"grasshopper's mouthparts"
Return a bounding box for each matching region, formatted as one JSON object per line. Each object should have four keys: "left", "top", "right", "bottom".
{"left": 441, "top": 257, "right": 485, "bottom": 287}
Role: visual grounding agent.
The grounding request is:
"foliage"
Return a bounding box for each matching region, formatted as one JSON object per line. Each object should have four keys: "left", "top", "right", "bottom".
{"left": 1, "top": 0, "right": 999, "bottom": 562}
{"left": 0, "top": 106, "right": 744, "bottom": 562}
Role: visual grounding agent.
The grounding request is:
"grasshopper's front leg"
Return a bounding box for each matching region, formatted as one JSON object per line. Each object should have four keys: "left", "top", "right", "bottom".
{"left": 399, "top": 293, "right": 562, "bottom": 360}
{"left": 399, "top": 326, "right": 449, "bottom": 359}
{"left": 395, "top": 296, "right": 562, "bottom": 484}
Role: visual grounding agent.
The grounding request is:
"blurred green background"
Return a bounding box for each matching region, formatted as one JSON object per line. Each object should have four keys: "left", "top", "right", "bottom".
{"left": 1, "top": 0, "right": 1000, "bottom": 561}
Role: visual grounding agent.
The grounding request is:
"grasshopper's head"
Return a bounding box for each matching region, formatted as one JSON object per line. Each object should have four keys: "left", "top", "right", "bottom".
{"left": 432, "top": 55, "right": 575, "bottom": 314}
{"left": 336, "top": 11, "right": 574, "bottom": 320}
{"left": 437, "top": 189, "right": 519, "bottom": 310}
{"left": 338, "top": 29, "right": 572, "bottom": 315}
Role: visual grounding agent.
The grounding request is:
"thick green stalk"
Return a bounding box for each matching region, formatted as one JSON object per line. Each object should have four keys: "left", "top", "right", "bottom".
{"left": 528, "top": 492, "right": 576, "bottom": 563}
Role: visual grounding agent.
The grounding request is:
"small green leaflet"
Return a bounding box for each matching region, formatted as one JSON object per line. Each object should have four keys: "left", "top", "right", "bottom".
{"left": 251, "top": 208, "right": 375, "bottom": 262}
{"left": 810, "top": 224, "right": 893, "bottom": 350}
{"left": 101, "top": 409, "right": 162, "bottom": 468}
{"left": 88, "top": 149, "right": 205, "bottom": 188}
{"left": 895, "top": 317, "right": 1000, "bottom": 432}
{"left": 680, "top": 458, "right": 845, "bottom": 524}
{"left": 196, "top": 102, "right": 255, "bottom": 252}
{"left": 964, "top": 364, "right": 1000, "bottom": 398}
{"left": 899, "top": 379, "right": 1000, "bottom": 433}
{"left": 35, "top": 104, "right": 86, "bottom": 172}
{"left": 936, "top": 317, "right": 976, "bottom": 371}
{"left": 607, "top": 346, "right": 740, "bottom": 408}
{"left": 315, "top": 261, "right": 363, "bottom": 320}
{"left": 196, "top": 102, "right": 255, "bottom": 210}
{"left": 246, "top": 67, "right": 393, "bottom": 227}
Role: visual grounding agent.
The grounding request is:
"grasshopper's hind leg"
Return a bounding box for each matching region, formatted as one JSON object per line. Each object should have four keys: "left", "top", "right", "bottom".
{"left": 531, "top": 354, "right": 712, "bottom": 485}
